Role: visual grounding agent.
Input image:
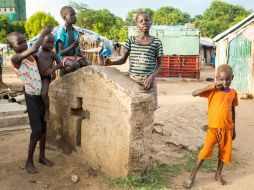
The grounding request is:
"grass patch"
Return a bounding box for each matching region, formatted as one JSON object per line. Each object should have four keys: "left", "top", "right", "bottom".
{"left": 107, "top": 151, "right": 239, "bottom": 190}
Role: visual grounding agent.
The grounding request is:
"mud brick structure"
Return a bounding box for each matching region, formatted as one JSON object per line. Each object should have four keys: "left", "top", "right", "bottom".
{"left": 47, "top": 66, "right": 154, "bottom": 177}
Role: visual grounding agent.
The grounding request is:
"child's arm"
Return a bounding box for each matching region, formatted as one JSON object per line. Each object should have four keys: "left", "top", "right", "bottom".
{"left": 11, "top": 26, "right": 52, "bottom": 69}
{"left": 104, "top": 47, "right": 129, "bottom": 66}
{"left": 57, "top": 39, "right": 79, "bottom": 56}
{"left": 192, "top": 84, "right": 216, "bottom": 97}
{"left": 232, "top": 106, "right": 236, "bottom": 140}
{"left": 144, "top": 57, "right": 163, "bottom": 89}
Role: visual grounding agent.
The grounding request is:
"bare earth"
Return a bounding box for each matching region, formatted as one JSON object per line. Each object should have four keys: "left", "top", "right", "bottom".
{"left": 1, "top": 67, "right": 254, "bottom": 190}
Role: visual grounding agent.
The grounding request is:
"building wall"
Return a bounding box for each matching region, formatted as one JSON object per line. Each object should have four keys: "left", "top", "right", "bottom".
{"left": 47, "top": 66, "right": 154, "bottom": 177}
{"left": 0, "top": 0, "right": 26, "bottom": 21}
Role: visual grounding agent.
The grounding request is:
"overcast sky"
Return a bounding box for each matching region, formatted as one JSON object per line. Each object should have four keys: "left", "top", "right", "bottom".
{"left": 26, "top": 0, "right": 254, "bottom": 24}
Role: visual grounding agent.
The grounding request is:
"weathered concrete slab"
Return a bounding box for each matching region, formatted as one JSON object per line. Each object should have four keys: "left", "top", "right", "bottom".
{"left": 0, "top": 103, "right": 26, "bottom": 117}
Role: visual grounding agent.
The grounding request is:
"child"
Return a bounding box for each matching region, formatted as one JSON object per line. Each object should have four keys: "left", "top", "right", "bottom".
{"left": 55, "top": 6, "right": 90, "bottom": 74}
{"left": 183, "top": 64, "right": 238, "bottom": 188}
{"left": 36, "top": 33, "right": 63, "bottom": 121}
{"left": 7, "top": 26, "right": 54, "bottom": 174}
{"left": 105, "top": 12, "right": 163, "bottom": 109}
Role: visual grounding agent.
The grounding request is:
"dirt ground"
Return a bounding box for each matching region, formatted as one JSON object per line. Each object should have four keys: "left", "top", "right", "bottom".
{"left": 1, "top": 67, "right": 254, "bottom": 190}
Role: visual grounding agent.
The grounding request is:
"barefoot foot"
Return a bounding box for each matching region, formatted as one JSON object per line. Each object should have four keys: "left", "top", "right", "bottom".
{"left": 39, "top": 157, "right": 54, "bottom": 167}
{"left": 183, "top": 178, "right": 194, "bottom": 189}
{"left": 215, "top": 174, "right": 227, "bottom": 185}
{"left": 25, "top": 161, "right": 38, "bottom": 174}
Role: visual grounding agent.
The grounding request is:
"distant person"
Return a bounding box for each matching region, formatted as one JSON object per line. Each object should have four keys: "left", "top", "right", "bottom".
{"left": 7, "top": 26, "right": 54, "bottom": 174}
{"left": 35, "top": 33, "right": 63, "bottom": 121}
{"left": 104, "top": 12, "right": 163, "bottom": 109}
{"left": 55, "top": 6, "right": 90, "bottom": 74}
{"left": 211, "top": 53, "right": 215, "bottom": 68}
{"left": 183, "top": 64, "right": 238, "bottom": 188}
{"left": 99, "top": 41, "right": 112, "bottom": 62}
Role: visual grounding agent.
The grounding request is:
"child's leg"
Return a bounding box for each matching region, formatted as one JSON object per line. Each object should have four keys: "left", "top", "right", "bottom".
{"left": 63, "top": 59, "right": 80, "bottom": 73}
{"left": 39, "top": 123, "right": 54, "bottom": 167}
{"left": 77, "top": 57, "right": 91, "bottom": 67}
{"left": 26, "top": 139, "right": 38, "bottom": 174}
{"left": 41, "top": 78, "right": 50, "bottom": 121}
{"left": 215, "top": 129, "right": 232, "bottom": 185}
{"left": 215, "top": 159, "right": 226, "bottom": 185}
{"left": 183, "top": 159, "right": 204, "bottom": 188}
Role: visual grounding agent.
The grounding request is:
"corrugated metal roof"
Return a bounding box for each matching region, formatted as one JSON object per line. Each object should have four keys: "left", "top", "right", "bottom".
{"left": 200, "top": 37, "right": 215, "bottom": 47}
{"left": 0, "top": 0, "right": 16, "bottom": 8}
{"left": 213, "top": 12, "right": 254, "bottom": 42}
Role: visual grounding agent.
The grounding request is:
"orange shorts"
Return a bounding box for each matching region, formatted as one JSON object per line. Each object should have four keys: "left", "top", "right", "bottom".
{"left": 198, "top": 128, "right": 233, "bottom": 164}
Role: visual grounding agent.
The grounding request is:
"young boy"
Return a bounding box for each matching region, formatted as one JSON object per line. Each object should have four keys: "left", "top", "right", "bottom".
{"left": 105, "top": 12, "right": 163, "bottom": 109}
{"left": 7, "top": 26, "right": 54, "bottom": 174}
{"left": 55, "top": 6, "right": 90, "bottom": 74}
{"left": 183, "top": 64, "right": 238, "bottom": 188}
{"left": 36, "top": 33, "right": 63, "bottom": 121}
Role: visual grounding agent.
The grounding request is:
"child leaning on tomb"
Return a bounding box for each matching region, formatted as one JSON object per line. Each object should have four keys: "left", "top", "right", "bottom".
{"left": 55, "top": 6, "right": 91, "bottom": 74}
{"left": 35, "top": 33, "right": 63, "bottom": 121}
{"left": 183, "top": 64, "right": 238, "bottom": 188}
{"left": 104, "top": 11, "right": 163, "bottom": 110}
{"left": 7, "top": 26, "right": 54, "bottom": 174}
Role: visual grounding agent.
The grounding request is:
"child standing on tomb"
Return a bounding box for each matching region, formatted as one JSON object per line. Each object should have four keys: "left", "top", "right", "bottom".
{"left": 105, "top": 12, "right": 163, "bottom": 109}
{"left": 36, "top": 33, "right": 63, "bottom": 121}
{"left": 55, "top": 6, "right": 90, "bottom": 74}
{"left": 183, "top": 64, "right": 238, "bottom": 188}
{"left": 7, "top": 26, "right": 54, "bottom": 174}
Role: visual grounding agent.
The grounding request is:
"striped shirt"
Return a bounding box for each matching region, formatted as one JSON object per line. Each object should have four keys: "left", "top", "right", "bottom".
{"left": 124, "top": 36, "right": 163, "bottom": 77}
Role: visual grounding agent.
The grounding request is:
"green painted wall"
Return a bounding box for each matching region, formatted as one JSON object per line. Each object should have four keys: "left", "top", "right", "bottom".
{"left": 0, "top": 0, "right": 26, "bottom": 21}
{"left": 128, "top": 26, "right": 200, "bottom": 55}
{"left": 228, "top": 34, "right": 251, "bottom": 93}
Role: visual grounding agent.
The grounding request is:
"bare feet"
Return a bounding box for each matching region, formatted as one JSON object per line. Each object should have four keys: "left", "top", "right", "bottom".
{"left": 39, "top": 157, "right": 54, "bottom": 167}
{"left": 183, "top": 178, "right": 194, "bottom": 189}
{"left": 215, "top": 174, "right": 227, "bottom": 185}
{"left": 25, "top": 161, "right": 38, "bottom": 174}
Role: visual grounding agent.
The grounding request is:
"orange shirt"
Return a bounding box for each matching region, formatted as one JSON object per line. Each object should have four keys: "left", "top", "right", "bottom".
{"left": 200, "top": 88, "right": 238, "bottom": 129}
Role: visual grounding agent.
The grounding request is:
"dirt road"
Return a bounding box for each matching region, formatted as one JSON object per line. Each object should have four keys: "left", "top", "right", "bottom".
{"left": 0, "top": 67, "right": 254, "bottom": 190}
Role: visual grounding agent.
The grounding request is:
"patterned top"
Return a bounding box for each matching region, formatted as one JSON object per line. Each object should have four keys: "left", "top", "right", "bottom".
{"left": 124, "top": 36, "right": 163, "bottom": 77}
{"left": 54, "top": 25, "right": 80, "bottom": 60}
{"left": 14, "top": 57, "right": 42, "bottom": 95}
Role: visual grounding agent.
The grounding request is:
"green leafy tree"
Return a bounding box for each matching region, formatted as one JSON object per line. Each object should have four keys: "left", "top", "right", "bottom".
{"left": 25, "top": 11, "right": 58, "bottom": 39}
{"left": 194, "top": 0, "right": 252, "bottom": 38}
{"left": 76, "top": 8, "right": 127, "bottom": 41}
{"left": 153, "top": 6, "right": 190, "bottom": 25}
{"left": 125, "top": 8, "right": 154, "bottom": 26}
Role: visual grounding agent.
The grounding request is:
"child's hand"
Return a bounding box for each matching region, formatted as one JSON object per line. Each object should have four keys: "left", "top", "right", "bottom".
{"left": 104, "top": 57, "right": 112, "bottom": 66}
{"left": 72, "top": 39, "right": 79, "bottom": 48}
{"left": 41, "top": 26, "right": 53, "bottom": 35}
{"left": 45, "top": 68, "right": 54, "bottom": 75}
{"left": 144, "top": 74, "right": 154, "bottom": 90}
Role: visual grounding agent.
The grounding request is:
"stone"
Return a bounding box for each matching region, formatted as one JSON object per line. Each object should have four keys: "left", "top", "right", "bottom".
{"left": 71, "top": 175, "right": 79, "bottom": 183}
{"left": 47, "top": 66, "right": 154, "bottom": 177}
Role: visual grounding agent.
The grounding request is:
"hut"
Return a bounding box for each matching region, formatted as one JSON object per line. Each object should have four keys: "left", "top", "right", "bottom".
{"left": 213, "top": 13, "right": 254, "bottom": 96}
{"left": 200, "top": 37, "right": 216, "bottom": 67}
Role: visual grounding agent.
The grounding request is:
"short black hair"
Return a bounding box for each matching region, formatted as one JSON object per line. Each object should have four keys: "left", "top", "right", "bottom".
{"left": 60, "top": 6, "right": 75, "bottom": 19}
{"left": 6, "top": 32, "right": 22, "bottom": 47}
{"left": 217, "top": 64, "right": 233, "bottom": 76}
{"left": 135, "top": 11, "right": 151, "bottom": 21}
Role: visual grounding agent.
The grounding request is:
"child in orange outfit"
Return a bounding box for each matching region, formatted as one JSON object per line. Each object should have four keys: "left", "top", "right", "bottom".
{"left": 183, "top": 64, "right": 238, "bottom": 189}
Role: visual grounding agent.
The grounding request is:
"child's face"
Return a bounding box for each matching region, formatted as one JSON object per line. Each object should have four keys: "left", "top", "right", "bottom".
{"left": 11, "top": 34, "right": 28, "bottom": 53}
{"left": 64, "top": 8, "right": 77, "bottom": 24}
{"left": 216, "top": 72, "right": 233, "bottom": 89}
{"left": 42, "top": 34, "right": 54, "bottom": 51}
{"left": 136, "top": 13, "right": 151, "bottom": 33}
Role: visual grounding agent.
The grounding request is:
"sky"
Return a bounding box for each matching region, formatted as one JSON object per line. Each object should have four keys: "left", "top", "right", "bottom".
{"left": 26, "top": 0, "right": 254, "bottom": 24}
